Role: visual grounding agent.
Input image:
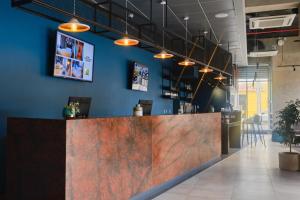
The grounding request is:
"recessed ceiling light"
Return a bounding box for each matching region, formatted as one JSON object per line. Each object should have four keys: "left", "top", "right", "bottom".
{"left": 215, "top": 13, "right": 228, "bottom": 19}
{"left": 160, "top": 0, "right": 166, "bottom": 5}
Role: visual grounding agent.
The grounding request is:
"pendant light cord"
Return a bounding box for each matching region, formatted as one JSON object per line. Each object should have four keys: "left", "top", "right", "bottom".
{"left": 73, "top": 0, "right": 76, "bottom": 16}
{"left": 125, "top": 0, "right": 128, "bottom": 34}
{"left": 162, "top": 2, "right": 165, "bottom": 49}
{"left": 185, "top": 19, "right": 188, "bottom": 57}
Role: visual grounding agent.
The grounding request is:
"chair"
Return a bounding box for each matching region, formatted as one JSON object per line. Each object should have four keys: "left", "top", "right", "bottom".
{"left": 242, "top": 115, "right": 266, "bottom": 147}
{"left": 253, "top": 114, "right": 266, "bottom": 147}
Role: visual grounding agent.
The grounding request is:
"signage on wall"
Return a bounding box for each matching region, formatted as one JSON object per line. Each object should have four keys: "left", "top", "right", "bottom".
{"left": 53, "top": 31, "right": 95, "bottom": 82}
{"left": 131, "top": 62, "right": 149, "bottom": 92}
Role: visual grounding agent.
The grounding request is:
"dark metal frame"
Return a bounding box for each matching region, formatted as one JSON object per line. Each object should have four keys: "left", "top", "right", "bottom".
{"left": 11, "top": 0, "right": 232, "bottom": 76}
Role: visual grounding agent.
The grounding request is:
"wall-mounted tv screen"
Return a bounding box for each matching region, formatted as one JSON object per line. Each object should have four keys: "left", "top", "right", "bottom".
{"left": 132, "top": 62, "right": 149, "bottom": 92}
{"left": 53, "top": 31, "right": 94, "bottom": 82}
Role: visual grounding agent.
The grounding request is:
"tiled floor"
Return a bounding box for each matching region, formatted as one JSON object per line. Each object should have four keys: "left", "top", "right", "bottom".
{"left": 153, "top": 136, "right": 300, "bottom": 200}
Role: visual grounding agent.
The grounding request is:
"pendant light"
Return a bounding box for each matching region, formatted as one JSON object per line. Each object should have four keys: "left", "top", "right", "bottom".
{"left": 199, "top": 66, "right": 213, "bottom": 73}
{"left": 214, "top": 73, "right": 227, "bottom": 81}
{"left": 154, "top": 0, "right": 174, "bottom": 59}
{"left": 58, "top": 0, "right": 90, "bottom": 33}
{"left": 114, "top": 0, "right": 139, "bottom": 46}
{"left": 178, "top": 17, "right": 195, "bottom": 66}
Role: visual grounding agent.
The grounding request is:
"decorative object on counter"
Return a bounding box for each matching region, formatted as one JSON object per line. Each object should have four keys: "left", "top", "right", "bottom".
{"left": 209, "top": 105, "right": 215, "bottom": 113}
{"left": 178, "top": 104, "right": 184, "bottom": 114}
{"left": 58, "top": 0, "right": 90, "bottom": 32}
{"left": 114, "top": 0, "right": 139, "bottom": 46}
{"left": 63, "top": 102, "right": 80, "bottom": 119}
{"left": 163, "top": 91, "right": 178, "bottom": 98}
{"left": 154, "top": 0, "right": 174, "bottom": 59}
{"left": 133, "top": 104, "right": 143, "bottom": 116}
{"left": 178, "top": 17, "right": 195, "bottom": 67}
{"left": 275, "top": 99, "right": 300, "bottom": 171}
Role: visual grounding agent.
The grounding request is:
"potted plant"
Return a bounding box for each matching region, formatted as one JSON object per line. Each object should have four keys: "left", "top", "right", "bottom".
{"left": 63, "top": 102, "right": 80, "bottom": 119}
{"left": 275, "top": 99, "right": 300, "bottom": 171}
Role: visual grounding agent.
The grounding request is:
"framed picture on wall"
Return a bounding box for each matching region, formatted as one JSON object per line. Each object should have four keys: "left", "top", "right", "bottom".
{"left": 131, "top": 62, "right": 149, "bottom": 92}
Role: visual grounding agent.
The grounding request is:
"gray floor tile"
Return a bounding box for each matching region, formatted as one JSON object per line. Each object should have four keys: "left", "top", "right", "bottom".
{"left": 152, "top": 135, "right": 300, "bottom": 200}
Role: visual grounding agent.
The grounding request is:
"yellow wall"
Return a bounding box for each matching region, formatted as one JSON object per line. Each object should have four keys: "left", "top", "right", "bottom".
{"left": 238, "top": 82, "right": 268, "bottom": 118}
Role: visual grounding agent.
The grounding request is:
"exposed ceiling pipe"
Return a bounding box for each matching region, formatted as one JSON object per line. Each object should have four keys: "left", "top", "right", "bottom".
{"left": 247, "top": 28, "right": 299, "bottom": 35}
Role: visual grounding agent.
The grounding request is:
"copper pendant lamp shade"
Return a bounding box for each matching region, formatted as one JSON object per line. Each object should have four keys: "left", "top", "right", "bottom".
{"left": 178, "top": 58, "right": 195, "bottom": 67}
{"left": 199, "top": 66, "right": 213, "bottom": 73}
{"left": 58, "top": 18, "right": 90, "bottom": 33}
{"left": 58, "top": 0, "right": 90, "bottom": 33}
{"left": 114, "top": 35, "right": 139, "bottom": 46}
{"left": 114, "top": 0, "right": 139, "bottom": 47}
{"left": 154, "top": 50, "right": 174, "bottom": 59}
{"left": 214, "top": 73, "right": 227, "bottom": 80}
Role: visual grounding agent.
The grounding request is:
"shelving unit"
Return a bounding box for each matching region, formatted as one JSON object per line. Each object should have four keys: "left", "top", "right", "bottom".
{"left": 161, "top": 63, "right": 194, "bottom": 103}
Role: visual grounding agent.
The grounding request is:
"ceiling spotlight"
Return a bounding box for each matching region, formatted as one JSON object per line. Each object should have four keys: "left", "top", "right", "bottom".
{"left": 128, "top": 13, "right": 134, "bottom": 18}
{"left": 215, "top": 12, "right": 229, "bottom": 19}
{"left": 184, "top": 16, "right": 189, "bottom": 21}
{"left": 218, "top": 43, "right": 223, "bottom": 46}
{"left": 160, "top": 0, "right": 166, "bottom": 5}
{"left": 203, "top": 30, "right": 208, "bottom": 35}
{"left": 277, "top": 39, "right": 285, "bottom": 47}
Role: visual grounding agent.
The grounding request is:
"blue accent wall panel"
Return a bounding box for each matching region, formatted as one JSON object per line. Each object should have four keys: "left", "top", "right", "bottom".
{"left": 0, "top": 0, "right": 173, "bottom": 192}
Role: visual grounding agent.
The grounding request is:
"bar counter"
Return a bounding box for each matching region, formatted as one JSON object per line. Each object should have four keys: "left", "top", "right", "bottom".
{"left": 6, "top": 113, "right": 221, "bottom": 200}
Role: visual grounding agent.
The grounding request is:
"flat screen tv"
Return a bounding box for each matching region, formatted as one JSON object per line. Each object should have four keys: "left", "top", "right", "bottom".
{"left": 132, "top": 62, "right": 148, "bottom": 92}
{"left": 53, "top": 31, "right": 94, "bottom": 82}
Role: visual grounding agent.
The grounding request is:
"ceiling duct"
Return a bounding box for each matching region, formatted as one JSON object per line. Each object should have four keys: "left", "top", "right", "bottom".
{"left": 249, "top": 14, "right": 296, "bottom": 29}
{"left": 248, "top": 50, "right": 278, "bottom": 58}
{"left": 247, "top": 38, "right": 278, "bottom": 57}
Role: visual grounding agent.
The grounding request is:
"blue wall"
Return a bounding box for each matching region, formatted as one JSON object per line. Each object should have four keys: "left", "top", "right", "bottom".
{"left": 0, "top": 0, "right": 173, "bottom": 192}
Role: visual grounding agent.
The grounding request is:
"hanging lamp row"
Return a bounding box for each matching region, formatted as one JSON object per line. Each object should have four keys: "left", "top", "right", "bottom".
{"left": 57, "top": 0, "right": 226, "bottom": 80}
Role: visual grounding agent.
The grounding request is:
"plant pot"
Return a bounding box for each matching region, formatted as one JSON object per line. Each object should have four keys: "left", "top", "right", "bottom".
{"left": 278, "top": 152, "right": 300, "bottom": 171}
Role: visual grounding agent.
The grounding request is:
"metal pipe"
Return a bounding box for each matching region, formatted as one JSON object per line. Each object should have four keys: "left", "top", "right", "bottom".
{"left": 247, "top": 28, "right": 299, "bottom": 35}
{"left": 196, "top": 0, "right": 218, "bottom": 42}
{"left": 192, "top": 33, "right": 224, "bottom": 102}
